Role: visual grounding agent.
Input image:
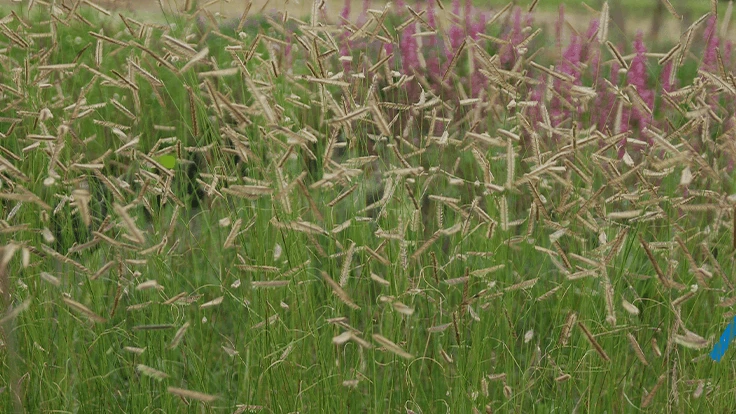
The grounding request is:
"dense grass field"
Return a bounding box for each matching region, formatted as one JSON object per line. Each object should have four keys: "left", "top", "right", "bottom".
{"left": 1, "top": 0, "right": 736, "bottom": 412}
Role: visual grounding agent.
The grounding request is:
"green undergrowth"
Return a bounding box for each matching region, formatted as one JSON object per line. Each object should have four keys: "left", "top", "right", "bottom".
{"left": 0, "top": 3, "right": 734, "bottom": 414}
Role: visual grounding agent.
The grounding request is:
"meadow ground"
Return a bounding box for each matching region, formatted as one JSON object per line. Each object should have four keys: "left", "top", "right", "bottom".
{"left": 1, "top": 0, "right": 736, "bottom": 413}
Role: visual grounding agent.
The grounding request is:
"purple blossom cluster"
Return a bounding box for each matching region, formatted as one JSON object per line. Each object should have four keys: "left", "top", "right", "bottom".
{"left": 326, "top": 1, "right": 736, "bottom": 160}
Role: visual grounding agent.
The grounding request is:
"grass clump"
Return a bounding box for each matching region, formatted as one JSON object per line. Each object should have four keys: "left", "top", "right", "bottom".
{"left": 0, "top": 0, "right": 735, "bottom": 412}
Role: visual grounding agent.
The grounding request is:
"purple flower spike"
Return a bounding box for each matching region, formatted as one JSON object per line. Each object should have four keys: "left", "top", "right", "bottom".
{"left": 400, "top": 19, "right": 419, "bottom": 74}
{"left": 448, "top": 0, "right": 464, "bottom": 54}
{"left": 703, "top": 14, "right": 719, "bottom": 72}
{"left": 339, "top": 0, "right": 350, "bottom": 21}
{"left": 661, "top": 60, "right": 674, "bottom": 93}
{"left": 560, "top": 34, "right": 582, "bottom": 79}
{"left": 596, "top": 62, "right": 620, "bottom": 132}
{"left": 500, "top": 7, "right": 524, "bottom": 67}
{"left": 627, "top": 32, "right": 654, "bottom": 133}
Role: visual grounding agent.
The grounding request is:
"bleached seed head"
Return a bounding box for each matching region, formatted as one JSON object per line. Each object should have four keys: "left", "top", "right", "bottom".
{"left": 622, "top": 299, "right": 640, "bottom": 316}
{"left": 332, "top": 331, "right": 352, "bottom": 345}
{"left": 39, "top": 108, "right": 53, "bottom": 121}
{"left": 41, "top": 228, "right": 55, "bottom": 244}
{"left": 503, "top": 384, "right": 512, "bottom": 399}
{"left": 136, "top": 280, "right": 162, "bottom": 291}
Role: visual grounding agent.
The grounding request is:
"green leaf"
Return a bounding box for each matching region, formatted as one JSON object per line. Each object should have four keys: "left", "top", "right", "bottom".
{"left": 156, "top": 155, "right": 177, "bottom": 169}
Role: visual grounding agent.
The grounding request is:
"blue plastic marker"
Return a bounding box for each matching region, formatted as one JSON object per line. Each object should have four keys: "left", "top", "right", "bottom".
{"left": 711, "top": 316, "right": 736, "bottom": 362}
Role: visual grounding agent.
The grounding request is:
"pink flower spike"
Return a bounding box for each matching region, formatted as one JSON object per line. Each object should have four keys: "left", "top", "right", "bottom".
{"left": 627, "top": 32, "right": 654, "bottom": 134}
{"left": 560, "top": 34, "right": 582, "bottom": 79}
{"left": 339, "top": 0, "right": 350, "bottom": 21}
{"left": 703, "top": 14, "right": 719, "bottom": 72}
{"left": 448, "top": 0, "right": 464, "bottom": 54}
{"left": 400, "top": 20, "right": 419, "bottom": 74}
{"left": 426, "top": 0, "right": 438, "bottom": 46}
{"left": 500, "top": 7, "right": 524, "bottom": 67}
{"left": 661, "top": 60, "right": 674, "bottom": 93}
{"left": 471, "top": 12, "right": 488, "bottom": 39}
